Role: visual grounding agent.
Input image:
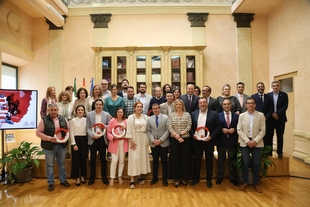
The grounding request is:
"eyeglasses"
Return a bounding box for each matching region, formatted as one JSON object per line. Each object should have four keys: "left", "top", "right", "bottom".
{"left": 246, "top": 102, "right": 255, "bottom": 105}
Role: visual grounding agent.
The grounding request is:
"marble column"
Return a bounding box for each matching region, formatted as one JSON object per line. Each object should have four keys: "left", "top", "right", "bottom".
{"left": 90, "top": 13, "right": 112, "bottom": 83}
{"left": 232, "top": 13, "right": 254, "bottom": 94}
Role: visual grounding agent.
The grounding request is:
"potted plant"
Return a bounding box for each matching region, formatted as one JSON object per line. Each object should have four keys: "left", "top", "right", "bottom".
{"left": 0, "top": 141, "right": 44, "bottom": 183}
{"left": 229, "top": 143, "right": 275, "bottom": 183}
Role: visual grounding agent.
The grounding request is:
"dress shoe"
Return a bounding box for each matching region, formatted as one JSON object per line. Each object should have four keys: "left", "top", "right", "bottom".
{"left": 102, "top": 177, "right": 109, "bottom": 185}
{"left": 76, "top": 178, "right": 81, "bottom": 186}
{"left": 190, "top": 179, "right": 199, "bottom": 186}
{"left": 216, "top": 178, "right": 223, "bottom": 185}
{"left": 253, "top": 184, "right": 263, "bottom": 193}
{"left": 230, "top": 179, "right": 239, "bottom": 186}
{"left": 207, "top": 180, "right": 212, "bottom": 188}
{"left": 60, "top": 180, "right": 70, "bottom": 187}
{"left": 48, "top": 184, "right": 54, "bottom": 191}
{"left": 278, "top": 154, "right": 283, "bottom": 158}
{"left": 163, "top": 179, "right": 168, "bottom": 186}
{"left": 239, "top": 183, "right": 249, "bottom": 191}
{"left": 150, "top": 177, "right": 158, "bottom": 185}
{"left": 137, "top": 178, "right": 145, "bottom": 184}
{"left": 88, "top": 179, "right": 95, "bottom": 185}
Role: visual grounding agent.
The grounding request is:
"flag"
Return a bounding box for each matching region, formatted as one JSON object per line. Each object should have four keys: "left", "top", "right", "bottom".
{"left": 90, "top": 78, "right": 94, "bottom": 96}
{"left": 73, "top": 78, "right": 77, "bottom": 96}
{"left": 83, "top": 78, "right": 86, "bottom": 88}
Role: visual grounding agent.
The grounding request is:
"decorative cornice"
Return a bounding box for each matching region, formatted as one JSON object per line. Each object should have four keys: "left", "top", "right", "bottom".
{"left": 187, "top": 12, "right": 209, "bottom": 27}
{"left": 45, "top": 16, "right": 67, "bottom": 30}
{"left": 90, "top": 13, "right": 112, "bottom": 28}
{"left": 232, "top": 13, "right": 254, "bottom": 28}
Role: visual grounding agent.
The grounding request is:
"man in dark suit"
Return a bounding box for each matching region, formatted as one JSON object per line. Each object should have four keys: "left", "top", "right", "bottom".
{"left": 86, "top": 99, "right": 111, "bottom": 185}
{"left": 117, "top": 79, "right": 129, "bottom": 98}
{"left": 146, "top": 103, "right": 170, "bottom": 186}
{"left": 217, "top": 98, "right": 239, "bottom": 186}
{"left": 190, "top": 97, "right": 221, "bottom": 188}
{"left": 180, "top": 84, "right": 199, "bottom": 113}
{"left": 251, "top": 82, "right": 273, "bottom": 155}
{"left": 267, "top": 80, "right": 288, "bottom": 158}
{"left": 201, "top": 85, "right": 220, "bottom": 112}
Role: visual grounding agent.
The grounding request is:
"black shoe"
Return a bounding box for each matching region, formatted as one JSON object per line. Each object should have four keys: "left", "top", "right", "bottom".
{"left": 60, "top": 180, "right": 70, "bottom": 187}
{"left": 216, "top": 178, "right": 223, "bottom": 185}
{"left": 174, "top": 181, "right": 179, "bottom": 188}
{"left": 190, "top": 179, "right": 199, "bottom": 186}
{"left": 230, "top": 179, "right": 240, "bottom": 186}
{"left": 76, "top": 178, "right": 81, "bottom": 186}
{"left": 278, "top": 154, "right": 283, "bottom": 158}
{"left": 88, "top": 179, "right": 95, "bottom": 185}
{"left": 48, "top": 184, "right": 54, "bottom": 191}
{"left": 150, "top": 177, "right": 158, "bottom": 185}
{"left": 163, "top": 180, "right": 168, "bottom": 186}
{"left": 207, "top": 180, "right": 212, "bottom": 188}
{"left": 102, "top": 177, "right": 109, "bottom": 185}
{"left": 107, "top": 152, "right": 111, "bottom": 160}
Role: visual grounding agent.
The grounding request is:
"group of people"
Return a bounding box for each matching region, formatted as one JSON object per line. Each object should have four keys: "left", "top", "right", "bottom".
{"left": 36, "top": 78, "right": 288, "bottom": 194}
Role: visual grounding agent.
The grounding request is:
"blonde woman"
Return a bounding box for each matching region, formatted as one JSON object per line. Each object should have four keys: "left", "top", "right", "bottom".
{"left": 40, "top": 86, "right": 57, "bottom": 118}
{"left": 168, "top": 99, "right": 192, "bottom": 187}
{"left": 86, "top": 84, "right": 104, "bottom": 113}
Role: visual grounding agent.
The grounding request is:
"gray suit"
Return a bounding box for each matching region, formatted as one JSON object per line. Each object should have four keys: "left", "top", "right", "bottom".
{"left": 86, "top": 110, "right": 111, "bottom": 145}
{"left": 159, "top": 102, "right": 175, "bottom": 116}
{"left": 147, "top": 113, "right": 170, "bottom": 181}
{"left": 234, "top": 93, "right": 249, "bottom": 113}
{"left": 134, "top": 93, "right": 153, "bottom": 114}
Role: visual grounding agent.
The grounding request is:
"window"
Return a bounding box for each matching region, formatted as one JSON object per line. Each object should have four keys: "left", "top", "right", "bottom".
{"left": 280, "top": 78, "right": 293, "bottom": 93}
{"left": 1, "top": 63, "right": 17, "bottom": 89}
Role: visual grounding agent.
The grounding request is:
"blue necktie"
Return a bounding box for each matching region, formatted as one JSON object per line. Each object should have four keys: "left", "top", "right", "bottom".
{"left": 155, "top": 116, "right": 159, "bottom": 127}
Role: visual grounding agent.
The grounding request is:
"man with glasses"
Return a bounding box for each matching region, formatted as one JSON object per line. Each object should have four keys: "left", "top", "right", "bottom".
{"left": 237, "top": 98, "right": 265, "bottom": 193}
{"left": 100, "top": 79, "right": 111, "bottom": 99}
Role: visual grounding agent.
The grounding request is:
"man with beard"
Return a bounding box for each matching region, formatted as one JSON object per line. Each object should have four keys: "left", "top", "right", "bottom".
{"left": 134, "top": 83, "right": 152, "bottom": 115}
{"left": 117, "top": 79, "right": 129, "bottom": 99}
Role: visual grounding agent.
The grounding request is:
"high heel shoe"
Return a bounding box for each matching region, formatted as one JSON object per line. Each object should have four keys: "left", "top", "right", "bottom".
{"left": 174, "top": 181, "right": 179, "bottom": 188}
{"left": 76, "top": 178, "right": 81, "bottom": 186}
{"left": 181, "top": 180, "right": 188, "bottom": 186}
{"left": 109, "top": 179, "right": 114, "bottom": 187}
{"left": 81, "top": 177, "right": 86, "bottom": 184}
{"left": 118, "top": 177, "right": 124, "bottom": 185}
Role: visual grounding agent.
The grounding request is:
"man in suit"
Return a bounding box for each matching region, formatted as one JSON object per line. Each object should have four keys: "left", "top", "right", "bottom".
{"left": 160, "top": 91, "right": 175, "bottom": 116}
{"left": 217, "top": 98, "right": 239, "bottom": 186}
{"left": 237, "top": 97, "right": 265, "bottom": 193}
{"left": 201, "top": 85, "right": 220, "bottom": 112}
{"left": 251, "top": 82, "right": 273, "bottom": 155}
{"left": 86, "top": 99, "right": 111, "bottom": 185}
{"left": 180, "top": 84, "right": 199, "bottom": 113}
{"left": 117, "top": 79, "right": 129, "bottom": 99}
{"left": 267, "top": 80, "right": 288, "bottom": 158}
{"left": 146, "top": 103, "right": 170, "bottom": 186}
{"left": 134, "top": 83, "right": 152, "bottom": 115}
{"left": 234, "top": 82, "right": 249, "bottom": 113}
{"left": 190, "top": 97, "right": 221, "bottom": 188}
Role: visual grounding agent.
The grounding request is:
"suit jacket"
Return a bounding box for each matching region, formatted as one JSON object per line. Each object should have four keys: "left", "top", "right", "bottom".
{"left": 234, "top": 93, "right": 249, "bottom": 113}
{"left": 180, "top": 94, "right": 199, "bottom": 113}
{"left": 218, "top": 111, "right": 239, "bottom": 148}
{"left": 267, "top": 91, "right": 288, "bottom": 122}
{"left": 107, "top": 118, "right": 128, "bottom": 154}
{"left": 159, "top": 102, "right": 175, "bottom": 116}
{"left": 134, "top": 93, "right": 153, "bottom": 114}
{"left": 191, "top": 109, "right": 221, "bottom": 147}
{"left": 147, "top": 113, "right": 170, "bottom": 148}
{"left": 251, "top": 93, "right": 273, "bottom": 120}
{"left": 117, "top": 90, "right": 124, "bottom": 97}
{"left": 237, "top": 110, "right": 265, "bottom": 147}
{"left": 86, "top": 110, "right": 111, "bottom": 145}
{"left": 208, "top": 96, "right": 220, "bottom": 112}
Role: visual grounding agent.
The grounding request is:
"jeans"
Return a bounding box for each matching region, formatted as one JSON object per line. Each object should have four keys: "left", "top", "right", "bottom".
{"left": 44, "top": 144, "right": 66, "bottom": 184}
{"left": 240, "top": 146, "right": 261, "bottom": 185}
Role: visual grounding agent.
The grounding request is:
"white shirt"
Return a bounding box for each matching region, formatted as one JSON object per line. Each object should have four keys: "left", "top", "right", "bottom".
{"left": 197, "top": 109, "right": 208, "bottom": 137}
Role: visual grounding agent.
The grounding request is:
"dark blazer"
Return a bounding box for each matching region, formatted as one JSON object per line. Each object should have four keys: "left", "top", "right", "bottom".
{"left": 218, "top": 111, "right": 239, "bottom": 148}
{"left": 267, "top": 91, "right": 288, "bottom": 122}
{"left": 208, "top": 96, "right": 220, "bottom": 112}
{"left": 191, "top": 109, "right": 221, "bottom": 147}
{"left": 251, "top": 93, "right": 273, "bottom": 120}
{"left": 180, "top": 94, "right": 199, "bottom": 114}
{"left": 117, "top": 90, "right": 123, "bottom": 97}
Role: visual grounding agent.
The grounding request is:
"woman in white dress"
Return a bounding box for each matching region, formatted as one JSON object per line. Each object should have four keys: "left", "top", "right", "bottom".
{"left": 126, "top": 101, "right": 151, "bottom": 189}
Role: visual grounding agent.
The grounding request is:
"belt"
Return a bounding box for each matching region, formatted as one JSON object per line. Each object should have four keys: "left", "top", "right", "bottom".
{"left": 248, "top": 137, "right": 252, "bottom": 140}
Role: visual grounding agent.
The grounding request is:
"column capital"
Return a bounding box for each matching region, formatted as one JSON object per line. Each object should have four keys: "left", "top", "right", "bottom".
{"left": 90, "top": 13, "right": 112, "bottom": 28}
{"left": 45, "top": 16, "right": 66, "bottom": 30}
{"left": 232, "top": 13, "right": 255, "bottom": 28}
{"left": 187, "top": 13, "right": 209, "bottom": 27}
